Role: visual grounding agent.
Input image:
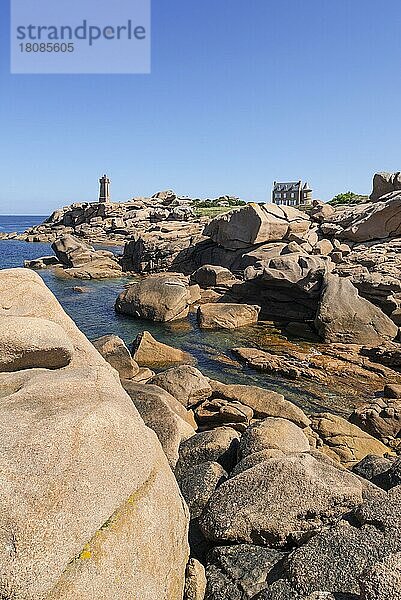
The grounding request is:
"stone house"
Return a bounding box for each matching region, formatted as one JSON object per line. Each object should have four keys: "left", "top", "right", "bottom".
{"left": 272, "top": 181, "right": 312, "bottom": 206}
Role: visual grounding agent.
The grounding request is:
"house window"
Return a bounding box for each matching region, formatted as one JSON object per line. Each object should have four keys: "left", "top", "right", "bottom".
{"left": 291, "top": 193, "right": 295, "bottom": 198}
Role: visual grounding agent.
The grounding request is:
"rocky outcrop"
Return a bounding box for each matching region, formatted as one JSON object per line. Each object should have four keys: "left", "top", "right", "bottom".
{"left": 350, "top": 397, "right": 401, "bottom": 446}
{"left": 115, "top": 274, "right": 197, "bottom": 322}
{"left": 333, "top": 237, "right": 401, "bottom": 320}
{"left": 0, "top": 268, "right": 189, "bottom": 599}
{"left": 132, "top": 331, "right": 192, "bottom": 367}
{"left": 197, "top": 303, "right": 260, "bottom": 330}
{"left": 121, "top": 221, "right": 206, "bottom": 273}
{"left": 51, "top": 234, "right": 122, "bottom": 279}
{"left": 329, "top": 193, "right": 401, "bottom": 242}
{"left": 315, "top": 273, "right": 398, "bottom": 345}
{"left": 370, "top": 171, "right": 401, "bottom": 201}
{"left": 203, "top": 203, "right": 310, "bottom": 250}
{"left": 240, "top": 254, "right": 331, "bottom": 321}
{"left": 309, "top": 413, "right": 391, "bottom": 467}
{"left": 310, "top": 200, "right": 335, "bottom": 223}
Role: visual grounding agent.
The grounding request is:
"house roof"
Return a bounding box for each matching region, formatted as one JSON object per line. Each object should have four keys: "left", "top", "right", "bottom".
{"left": 273, "top": 181, "right": 302, "bottom": 192}
{"left": 273, "top": 181, "right": 312, "bottom": 193}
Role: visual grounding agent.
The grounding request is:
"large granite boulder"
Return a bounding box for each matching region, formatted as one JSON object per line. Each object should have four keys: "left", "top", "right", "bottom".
{"left": 315, "top": 274, "right": 398, "bottom": 345}
{"left": 203, "top": 203, "right": 310, "bottom": 250}
{"left": 93, "top": 334, "right": 140, "bottom": 379}
{"left": 334, "top": 193, "right": 401, "bottom": 242}
{"left": 175, "top": 427, "right": 240, "bottom": 478}
{"left": 309, "top": 413, "right": 391, "bottom": 467}
{"left": 122, "top": 381, "right": 196, "bottom": 468}
{"left": 241, "top": 254, "right": 331, "bottom": 321}
{"left": 190, "top": 264, "right": 236, "bottom": 288}
{"left": 115, "top": 274, "right": 195, "bottom": 322}
{"left": 177, "top": 461, "right": 227, "bottom": 519}
{"left": 150, "top": 365, "right": 212, "bottom": 408}
{"left": 132, "top": 331, "right": 192, "bottom": 367}
{"left": 370, "top": 171, "right": 401, "bottom": 201}
{"left": 52, "top": 233, "right": 94, "bottom": 267}
{"left": 200, "top": 453, "right": 366, "bottom": 546}
{"left": 0, "top": 269, "right": 189, "bottom": 599}
{"left": 239, "top": 418, "right": 310, "bottom": 458}
{"left": 197, "top": 303, "right": 260, "bottom": 330}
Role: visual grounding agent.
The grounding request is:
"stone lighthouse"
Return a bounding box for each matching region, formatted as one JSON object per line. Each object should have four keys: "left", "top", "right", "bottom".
{"left": 99, "top": 174, "right": 111, "bottom": 203}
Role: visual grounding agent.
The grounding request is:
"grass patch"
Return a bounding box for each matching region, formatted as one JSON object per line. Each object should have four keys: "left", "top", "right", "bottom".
{"left": 194, "top": 206, "right": 234, "bottom": 218}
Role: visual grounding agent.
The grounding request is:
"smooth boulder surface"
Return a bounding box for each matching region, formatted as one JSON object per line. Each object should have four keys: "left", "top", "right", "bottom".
{"left": 115, "top": 274, "right": 194, "bottom": 322}
{"left": 93, "top": 334, "right": 139, "bottom": 379}
{"left": 132, "top": 331, "right": 191, "bottom": 367}
{"left": 190, "top": 264, "right": 235, "bottom": 288}
{"left": 203, "top": 203, "right": 310, "bottom": 250}
{"left": 0, "top": 268, "right": 189, "bottom": 599}
{"left": 239, "top": 418, "right": 310, "bottom": 459}
{"left": 200, "top": 453, "right": 365, "bottom": 546}
{"left": 123, "top": 381, "right": 196, "bottom": 468}
{"left": 150, "top": 365, "right": 212, "bottom": 408}
{"left": 0, "top": 315, "right": 74, "bottom": 371}
{"left": 197, "top": 303, "right": 260, "bottom": 330}
{"left": 315, "top": 274, "right": 398, "bottom": 345}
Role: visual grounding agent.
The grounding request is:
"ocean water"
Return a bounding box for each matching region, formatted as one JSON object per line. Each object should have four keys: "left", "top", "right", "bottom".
{"left": 0, "top": 215, "right": 356, "bottom": 416}
{"left": 0, "top": 215, "right": 46, "bottom": 234}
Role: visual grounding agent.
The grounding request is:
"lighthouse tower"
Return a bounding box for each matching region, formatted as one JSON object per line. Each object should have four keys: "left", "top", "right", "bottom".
{"left": 99, "top": 174, "right": 111, "bottom": 203}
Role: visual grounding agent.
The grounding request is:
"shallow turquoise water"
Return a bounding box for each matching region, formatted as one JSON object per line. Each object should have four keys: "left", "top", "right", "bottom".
{"left": 0, "top": 236, "right": 356, "bottom": 416}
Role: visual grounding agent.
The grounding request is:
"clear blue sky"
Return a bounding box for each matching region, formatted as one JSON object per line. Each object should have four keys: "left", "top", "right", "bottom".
{"left": 1, "top": 0, "right": 401, "bottom": 214}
